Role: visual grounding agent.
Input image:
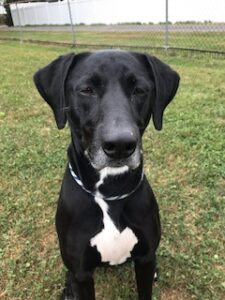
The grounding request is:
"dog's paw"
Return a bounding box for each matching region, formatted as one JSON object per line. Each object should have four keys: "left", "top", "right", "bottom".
{"left": 60, "top": 287, "right": 77, "bottom": 300}
{"left": 154, "top": 268, "right": 159, "bottom": 282}
{"left": 60, "top": 271, "right": 80, "bottom": 300}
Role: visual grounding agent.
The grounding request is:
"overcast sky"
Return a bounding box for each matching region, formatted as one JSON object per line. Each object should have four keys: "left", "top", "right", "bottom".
{"left": 169, "top": 0, "right": 225, "bottom": 22}
{"left": 106, "top": 0, "right": 225, "bottom": 23}
{"left": 124, "top": 0, "right": 225, "bottom": 23}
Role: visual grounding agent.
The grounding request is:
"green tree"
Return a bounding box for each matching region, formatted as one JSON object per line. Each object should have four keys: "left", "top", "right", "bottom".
{"left": 3, "top": 0, "right": 14, "bottom": 26}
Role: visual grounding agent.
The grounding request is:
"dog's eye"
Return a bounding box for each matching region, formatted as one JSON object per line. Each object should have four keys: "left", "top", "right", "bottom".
{"left": 79, "top": 87, "right": 95, "bottom": 96}
{"left": 133, "top": 87, "right": 146, "bottom": 96}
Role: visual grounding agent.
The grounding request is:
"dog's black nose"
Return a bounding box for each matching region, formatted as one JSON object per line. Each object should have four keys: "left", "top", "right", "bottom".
{"left": 102, "top": 132, "right": 137, "bottom": 159}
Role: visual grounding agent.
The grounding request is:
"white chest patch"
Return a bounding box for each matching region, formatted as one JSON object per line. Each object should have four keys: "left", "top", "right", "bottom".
{"left": 90, "top": 195, "right": 138, "bottom": 265}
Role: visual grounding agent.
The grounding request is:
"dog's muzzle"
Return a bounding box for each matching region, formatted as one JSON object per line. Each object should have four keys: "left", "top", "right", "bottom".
{"left": 86, "top": 122, "right": 141, "bottom": 170}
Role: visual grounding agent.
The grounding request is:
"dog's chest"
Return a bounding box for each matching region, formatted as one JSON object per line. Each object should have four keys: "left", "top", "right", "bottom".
{"left": 90, "top": 196, "right": 138, "bottom": 265}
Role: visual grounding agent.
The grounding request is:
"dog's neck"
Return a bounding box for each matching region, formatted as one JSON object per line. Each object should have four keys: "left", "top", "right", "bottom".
{"left": 67, "top": 137, "right": 144, "bottom": 200}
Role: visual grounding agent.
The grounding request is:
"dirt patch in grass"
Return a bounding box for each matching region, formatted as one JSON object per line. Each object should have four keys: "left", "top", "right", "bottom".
{"left": 215, "top": 117, "right": 225, "bottom": 125}
{"left": 38, "top": 224, "right": 57, "bottom": 257}
{"left": 0, "top": 290, "right": 7, "bottom": 298}
{"left": 3, "top": 229, "right": 25, "bottom": 261}
{"left": 216, "top": 178, "right": 225, "bottom": 197}
{"left": 161, "top": 288, "right": 192, "bottom": 300}
{"left": 40, "top": 126, "right": 52, "bottom": 137}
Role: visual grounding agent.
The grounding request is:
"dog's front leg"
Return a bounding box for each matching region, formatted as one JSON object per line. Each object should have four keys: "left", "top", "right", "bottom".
{"left": 134, "top": 258, "right": 156, "bottom": 300}
{"left": 61, "top": 271, "right": 95, "bottom": 300}
{"left": 75, "top": 277, "right": 95, "bottom": 300}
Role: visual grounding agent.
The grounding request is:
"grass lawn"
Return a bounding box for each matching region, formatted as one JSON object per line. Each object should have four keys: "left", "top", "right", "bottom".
{"left": 0, "top": 41, "right": 225, "bottom": 300}
{"left": 0, "top": 29, "right": 225, "bottom": 52}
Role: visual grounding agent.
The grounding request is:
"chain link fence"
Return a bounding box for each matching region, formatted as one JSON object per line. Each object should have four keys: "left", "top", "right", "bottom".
{"left": 0, "top": 0, "right": 225, "bottom": 55}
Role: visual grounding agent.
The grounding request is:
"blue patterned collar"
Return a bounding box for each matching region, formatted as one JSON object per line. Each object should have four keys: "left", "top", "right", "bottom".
{"left": 68, "top": 163, "right": 144, "bottom": 201}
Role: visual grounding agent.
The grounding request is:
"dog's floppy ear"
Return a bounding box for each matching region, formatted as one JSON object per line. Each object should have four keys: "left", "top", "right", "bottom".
{"left": 33, "top": 53, "right": 75, "bottom": 129}
{"left": 145, "top": 55, "right": 180, "bottom": 130}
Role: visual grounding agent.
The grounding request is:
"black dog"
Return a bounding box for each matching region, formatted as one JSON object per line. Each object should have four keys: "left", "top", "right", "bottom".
{"left": 34, "top": 50, "right": 179, "bottom": 300}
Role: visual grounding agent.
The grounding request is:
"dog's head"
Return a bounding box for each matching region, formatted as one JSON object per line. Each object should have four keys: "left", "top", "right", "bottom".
{"left": 34, "top": 50, "right": 179, "bottom": 171}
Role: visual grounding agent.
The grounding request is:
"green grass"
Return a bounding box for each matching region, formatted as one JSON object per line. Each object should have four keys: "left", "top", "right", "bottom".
{"left": 0, "top": 29, "right": 225, "bottom": 52}
{"left": 0, "top": 41, "right": 225, "bottom": 300}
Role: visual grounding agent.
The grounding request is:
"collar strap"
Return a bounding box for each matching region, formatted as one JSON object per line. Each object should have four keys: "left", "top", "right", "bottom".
{"left": 68, "top": 163, "right": 144, "bottom": 201}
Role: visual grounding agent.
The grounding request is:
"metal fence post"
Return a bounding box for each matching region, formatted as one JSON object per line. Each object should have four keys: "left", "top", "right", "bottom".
{"left": 15, "top": 3, "right": 23, "bottom": 44}
{"left": 67, "top": 0, "right": 76, "bottom": 47}
{"left": 165, "top": 0, "right": 169, "bottom": 50}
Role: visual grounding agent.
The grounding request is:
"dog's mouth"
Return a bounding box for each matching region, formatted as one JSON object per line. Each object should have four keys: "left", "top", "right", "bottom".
{"left": 92, "top": 158, "right": 138, "bottom": 170}
{"left": 85, "top": 145, "right": 142, "bottom": 171}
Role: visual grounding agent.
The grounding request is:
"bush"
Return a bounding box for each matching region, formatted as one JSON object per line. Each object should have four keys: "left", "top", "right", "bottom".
{"left": 0, "top": 14, "right": 6, "bottom": 25}
{"left": 4, "top": 0, "right": 14, "bottom": 26}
